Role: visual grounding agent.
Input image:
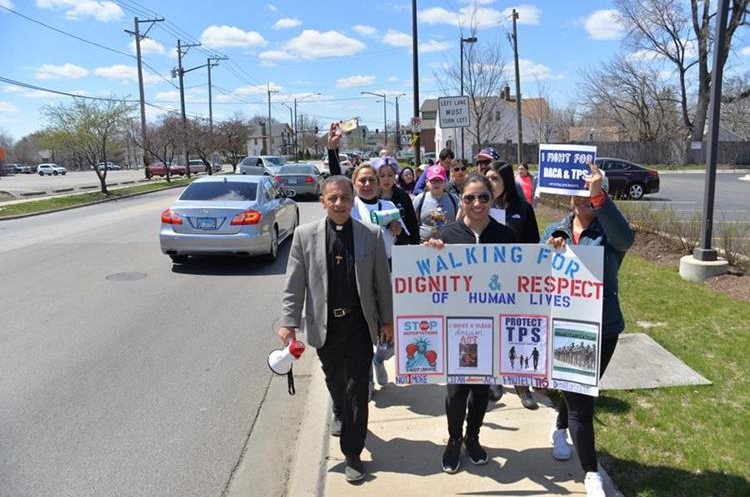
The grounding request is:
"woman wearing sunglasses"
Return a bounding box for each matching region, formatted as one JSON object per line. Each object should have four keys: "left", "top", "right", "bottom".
{"left": 484, "top": 160, "right": 541, "bottom": 409}
{"left": 425, "top": 174, "right": 517, "bottom": 474}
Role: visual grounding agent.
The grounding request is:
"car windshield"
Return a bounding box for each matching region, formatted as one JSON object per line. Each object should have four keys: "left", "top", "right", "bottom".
{"left": 264, "top": 156, "right": 285, "bottom": 166}
{"left": 279, "top": 165, "right": 315, "bottom": 174}
{"left": 180, "top": 181, "right": 258, "bottom": 201}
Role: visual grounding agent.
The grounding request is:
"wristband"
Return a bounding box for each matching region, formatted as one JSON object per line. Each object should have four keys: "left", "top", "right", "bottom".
{"left": 590, "top": 192, "right": 607, "bottom": 209}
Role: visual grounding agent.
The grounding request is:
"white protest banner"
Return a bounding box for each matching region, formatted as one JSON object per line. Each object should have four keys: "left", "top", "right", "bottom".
{"left": 391, "top": 244, "right": 604, "bottom": 395}
{"left": 437, "top": 96, "right": 470, "bottom": 128}
{"left": 537, "top": 144, "right": 597, "bottom": 196}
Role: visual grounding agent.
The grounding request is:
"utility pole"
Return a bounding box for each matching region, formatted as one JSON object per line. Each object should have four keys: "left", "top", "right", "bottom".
{"left": 125, "top": 16, "right": 163, "bottom": 178}
{"left": 411, "top": 0, "right": 421, "bottom": 165}
{"left": 361, "top": 91, "right": 388, "bottom": 150}
{"left": 511, "top": 9, "right": 523, "bottom": 165}
{"left": 292, "top": 93, "right": 320, "bottom": 162}
{"left": 175, "top": 39, "right": 201, "bottom": 178}
{"left": 267, "top": 83, "right": 278, "bottom": 155}
{"left": 460, "top": 36, "right": 477, "bottom": 162}
{"left": 394, "top": 93, "right": 406, "bottom": 152}
{"left": 207, "top": 56, "right": 226, "bottom": 136}
{"left": 281, "top": 102, "right": 293, "bottom": 156}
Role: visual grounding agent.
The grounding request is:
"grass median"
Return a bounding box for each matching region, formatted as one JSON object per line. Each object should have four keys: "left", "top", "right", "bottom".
{"left": 0, "top": 177, "right": 192, "bottom": 218}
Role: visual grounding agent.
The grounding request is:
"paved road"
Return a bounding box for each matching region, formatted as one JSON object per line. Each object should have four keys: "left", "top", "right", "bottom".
{"left": 640, "top": 172, "right": 749, "bottom": 222}
{"left": 0, "top": 191, "right": 321, "bottom": 497}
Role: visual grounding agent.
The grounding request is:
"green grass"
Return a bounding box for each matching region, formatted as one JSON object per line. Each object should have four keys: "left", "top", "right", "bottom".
{"left": 0, "top": 177, "right": 192, "bottom": 218}
{"left": 597, "top": 257, "right": 750, "bottom": 497}
{"left": 535, "top": 212, "right": 750, "bottom": 496}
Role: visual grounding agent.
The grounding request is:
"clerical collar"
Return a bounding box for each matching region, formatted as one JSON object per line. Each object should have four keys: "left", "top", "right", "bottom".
{"left": 327, "top": 218, "right": 351, "bottom": 231}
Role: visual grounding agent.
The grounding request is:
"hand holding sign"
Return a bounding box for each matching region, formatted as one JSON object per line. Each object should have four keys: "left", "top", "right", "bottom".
{"left": 582, "top": 162, "right": 603, "bottom": 197}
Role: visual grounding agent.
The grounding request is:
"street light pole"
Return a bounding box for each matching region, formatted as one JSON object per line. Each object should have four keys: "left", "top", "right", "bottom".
{"left": 411, "top": 0, "right": 421, "bottom": 165}
{"left": 460, "top": 36, "right": 477, "bottom": 162}
{"left": 511, "top": 9, "right": 523, "bottom": 165}
{"left": 361, "top": 91, "right": 387, "bottom": 150}
{"left": 292, "top": 93, "right": 320, "bottom": 162}
{"left": 394, "top": 93, "right": 406, "bottom": 152}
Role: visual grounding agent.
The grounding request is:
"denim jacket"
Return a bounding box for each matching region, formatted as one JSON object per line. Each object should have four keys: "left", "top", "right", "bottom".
{"left": 541, "top": 198, "right": 634, "bottom": 339}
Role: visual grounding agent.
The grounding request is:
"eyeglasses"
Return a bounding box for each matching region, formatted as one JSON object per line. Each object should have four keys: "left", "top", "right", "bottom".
{"left": 452, "top": 166, "right": 467, "bottom": 172}
{"left": 357, "top": 177, "right": 377, "bottom": 185}
{"left": 462, "top": 193, "right": 491, "bottom": 204}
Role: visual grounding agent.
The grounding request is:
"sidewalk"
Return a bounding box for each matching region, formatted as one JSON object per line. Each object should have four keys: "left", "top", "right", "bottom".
{"left": 313, "top": 359, "right": 622, "bottom": 497}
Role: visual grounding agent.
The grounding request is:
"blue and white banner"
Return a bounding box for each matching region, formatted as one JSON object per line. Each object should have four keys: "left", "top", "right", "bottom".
{"left": 537, "top": 144, "right": 597, "bottom": 196}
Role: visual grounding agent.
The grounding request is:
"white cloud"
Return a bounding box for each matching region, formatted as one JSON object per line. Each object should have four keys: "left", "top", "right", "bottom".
{"left": 0, "top": 0, "right": 15, "bottom": 8}
{"left": 35, "top": 63, "right": 89, "bottom": 80}
{"left": 501, "top": 59, "right": 561, "bottom": 81}
{"left": 388, "top": 76, "right": 399, "bottom": 83}
{"left": 266, "top": 4, "right": 277, "bottom": 12}
{"left": 153, "top": 89, "right": 204, "bottom": 103}
{"left": 200, "top": 25, "right": 267, "bottom": 49}
{"left": 336, "top": 75, "right": 376, "bottom": 89}
{"left": 585, "top": 9, "right": 625, "bottom": 41}
{"left": 382, "top": 30, "right": 411, "bottom": 48}
{"left": 36, "top": 0, "right": 123, "bottom": 22}
{"left": 129, "top": 38, "right": 165, "bottom": 55}
{"left": 420, "top": 6, "right": 504, "bottom": 29}
{"left": 259, "top": 50, "right": 295, "bottom": 62}
{"left": 501, "top": 5, "right": 541, "bottom": 25}
{"left": 0, "top": 101, "right": 19, "bottom": 113}
{"left": 272, "top": 18, "right": 301, "bottom": 29}
{"left": 420, "top": 40, "right": 452, "bottom": 53}
{"left": 283, "top": 30, "right": 365, "bottom": 59}
{"left": 93, "top": 64, "right": 162, "bottom": 84}
{"left": 353, "top": 24, "right": 377, "bottom": 37}
{"left": 626, "top": 49, "right": 662, "bottom": 63}
{"left": 235, "top": 83, "right": 282, "bottom": 96}
{"left": 742, "top": 46, "right": 750, "bottom": 56}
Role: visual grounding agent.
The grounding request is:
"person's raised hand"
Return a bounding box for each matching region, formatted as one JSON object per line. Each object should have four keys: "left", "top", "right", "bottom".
{"left": 328, "top": 122, "right": 342, "bottom": 150}
{"left": 584, "top": 161, "right": 603, "bottom": 197}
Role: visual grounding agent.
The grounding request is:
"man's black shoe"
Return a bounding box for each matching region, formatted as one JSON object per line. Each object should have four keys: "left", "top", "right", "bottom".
{"left": 441, "top": 437, "right": 462, "bottom": 473}
{"left": 330, "top": 417, "right": 342, "bottom": 437}
{"left": 344, "top": 455, "right": 366, "bottom": 483}
{"left": 488, "top": 385, "right": 504, "bottom": 402}
{"left": 516, "top": 386, "right": 538, "bottom": 410}
{"left": 464, "top": 436, "right": 488, "bottom": 465}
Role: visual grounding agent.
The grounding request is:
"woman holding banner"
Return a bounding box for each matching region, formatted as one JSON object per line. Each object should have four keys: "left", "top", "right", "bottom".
{"left": 426, "top": 174, "right": 517, "bottom": 473}
{"left": 542, "top": 164, "right": 633, "bottom": 497}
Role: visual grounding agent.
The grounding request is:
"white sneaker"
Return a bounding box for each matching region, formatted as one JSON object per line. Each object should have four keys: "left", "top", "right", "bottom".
{"left": 584, "top": 471, "right": 606, "bottom": 497}
{"left": 550, "top": 428, "right": 572, "bottom": 460}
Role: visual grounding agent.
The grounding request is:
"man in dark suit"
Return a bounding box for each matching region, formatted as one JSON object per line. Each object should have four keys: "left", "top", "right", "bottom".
{"left": 277, "top": 175, "right": 394, "bottom": 483}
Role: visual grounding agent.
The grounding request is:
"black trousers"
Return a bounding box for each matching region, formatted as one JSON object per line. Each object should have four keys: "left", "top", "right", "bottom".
{"left": 445, "top": 384, "right": 490, "bottom": 440}
{"left": 556, "top": 334, "right": 619, "bottom": 473}
{"left": 317, "top": 309, "right": 373, "bottom": 457}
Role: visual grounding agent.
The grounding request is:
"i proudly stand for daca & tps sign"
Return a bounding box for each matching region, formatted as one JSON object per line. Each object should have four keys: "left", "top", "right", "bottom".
{"left": 391, "top": 244, "right": 605, "bottom": 396}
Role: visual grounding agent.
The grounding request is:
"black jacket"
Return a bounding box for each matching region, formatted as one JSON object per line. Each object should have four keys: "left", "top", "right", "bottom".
{"left": 438, "top": 217, "right": 517, "bottom": 245}
{"left": 498, "top": 198, "right": 540, "bottom": 244}
{"left": 384, "top": 186, "right": 420, "bottom": 245}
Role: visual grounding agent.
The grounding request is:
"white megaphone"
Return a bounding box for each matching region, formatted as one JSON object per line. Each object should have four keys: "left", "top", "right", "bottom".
{"left": 268, "top": 340, "right": 306, "bottom": 375}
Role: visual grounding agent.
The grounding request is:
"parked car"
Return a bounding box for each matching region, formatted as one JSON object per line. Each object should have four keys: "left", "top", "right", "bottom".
{"left": 319, "top": 152, "right": 352, "bottom": 176}
{"left": 96, "top": 162, "right": 121, "bottom": 171}
{"left": 422, "top": 152, "right": 437, "bottom": 164}
{"left": 37, "top": 163, "right": 67, "bottom": 176}
{"left": 147, "top": 162, "right": 185, "bottom": 177}
{"left": 187, "top": 159, "right": 208, "bottom": 174}
{"left": 159, "top": 175, "right": 298, "bottom": 263}
{"left": 8, "top": 163, "right": 32, "bottom": 174}
{"left": 594, "top": 157, "right": 660, "bottom": 200}
{"left": 274, "top": 164, "right": 324, "bottom": 198}
{"left": 237, "top": 156, "right": 277, "bottom": 176}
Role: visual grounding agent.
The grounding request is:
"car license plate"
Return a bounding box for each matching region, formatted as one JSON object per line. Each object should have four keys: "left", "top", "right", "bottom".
{"left": 197, "top": 217, "right": 217, "bottom": 230}
{"left": 288, "top": 178, "right": 298, "bottom": 184}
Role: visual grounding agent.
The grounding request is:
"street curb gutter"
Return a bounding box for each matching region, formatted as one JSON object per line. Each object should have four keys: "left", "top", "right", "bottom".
{"left": 286, "top": 362, "right": 329, "bottom": 497}
{"left": 0, "top": 182, "right": 188, "bottom": 221}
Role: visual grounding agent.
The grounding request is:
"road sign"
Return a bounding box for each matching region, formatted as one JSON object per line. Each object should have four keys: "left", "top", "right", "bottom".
{"left": 437, "top": 96, "right": 470, "bottom": 128}
{"left": 410, "top": 116, "right": 422, "bottom": 131}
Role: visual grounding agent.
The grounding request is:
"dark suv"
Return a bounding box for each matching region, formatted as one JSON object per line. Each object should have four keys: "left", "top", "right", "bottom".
{"left": 595, "top": 157, "right": 660, "bottom": 200}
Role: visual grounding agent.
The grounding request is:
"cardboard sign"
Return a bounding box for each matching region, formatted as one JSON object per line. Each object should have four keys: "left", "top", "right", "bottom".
{"left": 392, "top": 244, "right": 604, "bottom": 395}
{"left": 537, "top": 144, "right": 597, "bottom": 196}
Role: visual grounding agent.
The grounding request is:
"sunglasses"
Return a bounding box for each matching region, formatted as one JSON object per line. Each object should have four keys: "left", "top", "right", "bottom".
{"left": 452, "top": 166, "right": 467, "bottom": 172}
{"left": 462, "top": 193, "right": 492, "bottom": 204}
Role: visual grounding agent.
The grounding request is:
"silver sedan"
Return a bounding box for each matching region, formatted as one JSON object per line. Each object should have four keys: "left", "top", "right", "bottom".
{"left": 159, "top": 175, "right": 298, "bottom": 263}
{"left": 274, "top": 163, "right": 325, "bottom": 199}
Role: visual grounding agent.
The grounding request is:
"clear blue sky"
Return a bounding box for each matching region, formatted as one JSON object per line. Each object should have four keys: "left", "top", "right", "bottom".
{"left": 1, "top": 0, "right": 748, "bottom": 141}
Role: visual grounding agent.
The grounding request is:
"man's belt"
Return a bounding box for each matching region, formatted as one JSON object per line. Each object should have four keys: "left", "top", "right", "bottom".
{"left": 332, "top": 307, "right": 355, "bottom": 318}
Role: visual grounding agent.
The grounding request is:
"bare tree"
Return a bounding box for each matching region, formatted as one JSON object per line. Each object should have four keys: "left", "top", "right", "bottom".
{"left": 721, "top": 71, "right": 750, "bottom": 138}
{"left": 42, "top": 98, "right": 134, "bottom": 193}
{"left": 616, "top": 0, "right": 749, "bottom": 142}
{"left": 216, "top": 115, "right": 250, "bottom": 173}
{"left": 435, "top": 16, "right": 510, "bottom": 150}
{"left": 186, "top": 118, "right": 219, "bottom": 175}
{"left": 138, "top": 115, "right": 182, "bottom": 182}
{"left": 579, "top": 56, "right": 683, "bottom": 141}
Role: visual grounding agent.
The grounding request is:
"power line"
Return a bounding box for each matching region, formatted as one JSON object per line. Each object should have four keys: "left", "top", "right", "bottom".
{"left": 0, "top": 76, "right": 139, "bottom": 103}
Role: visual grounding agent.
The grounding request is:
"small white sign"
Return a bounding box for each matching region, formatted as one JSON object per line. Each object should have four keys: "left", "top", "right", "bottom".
{"left": 438, "top": 96, "right": 470, "bottom": 128}
{"left": 691, "top": 141, "right": 702, "bottom": 150}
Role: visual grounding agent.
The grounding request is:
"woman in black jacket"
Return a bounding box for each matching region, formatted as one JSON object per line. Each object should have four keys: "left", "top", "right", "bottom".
{"left": 426, "top": 174, "right": 517, "bottom": 474}
{"left": 376, "top": 157, "right": 420, "bottom": 246}
{"left": 484, "top": 161, "right": 541, "bottom": 410}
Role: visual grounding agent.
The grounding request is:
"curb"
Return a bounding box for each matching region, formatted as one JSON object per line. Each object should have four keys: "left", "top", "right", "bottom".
{"left": 286, "top": 360, "right": 329, "bottom": 497}
{"left": 0, "top": 182, "right": 188, "bottom": 221}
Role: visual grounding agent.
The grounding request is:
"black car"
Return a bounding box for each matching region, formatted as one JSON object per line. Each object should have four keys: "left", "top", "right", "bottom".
{"left": 595, "top": 157, "right": 660, "bottom": 200}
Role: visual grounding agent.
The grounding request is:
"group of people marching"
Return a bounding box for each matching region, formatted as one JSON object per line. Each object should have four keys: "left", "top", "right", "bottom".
{"left": 277, "top": 121, "right": 634, "bottom": 497}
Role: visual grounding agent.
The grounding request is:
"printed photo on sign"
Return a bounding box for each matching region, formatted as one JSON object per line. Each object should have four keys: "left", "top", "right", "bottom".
{"left": 537, "top": 144, "right": 597, "bottom": 196}
{"left": 499, "top": 314, "right": 548, "bottom": 379}
{"left": 446, "top": 317, "right": 494, "bottom": 377}
{"left": 551, "top": 319, "right": 600, "bottom": 387}
{"left": 396, "top": 316, "right": 444, "bottom": 376}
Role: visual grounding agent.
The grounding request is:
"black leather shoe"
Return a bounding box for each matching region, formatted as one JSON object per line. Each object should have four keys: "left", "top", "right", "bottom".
{"left": 344, "top": 455, "right": 366, "bottom": 482}
{"left": 488, "top": 385, "right": 504, "bottom": 402}
{"left": 516, "top": 386, "right": 538, "bottom": 410}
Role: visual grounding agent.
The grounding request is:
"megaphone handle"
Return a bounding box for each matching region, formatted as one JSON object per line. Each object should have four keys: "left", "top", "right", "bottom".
{"left": 287, "top": 366, "right": 296, "bottom": 395}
